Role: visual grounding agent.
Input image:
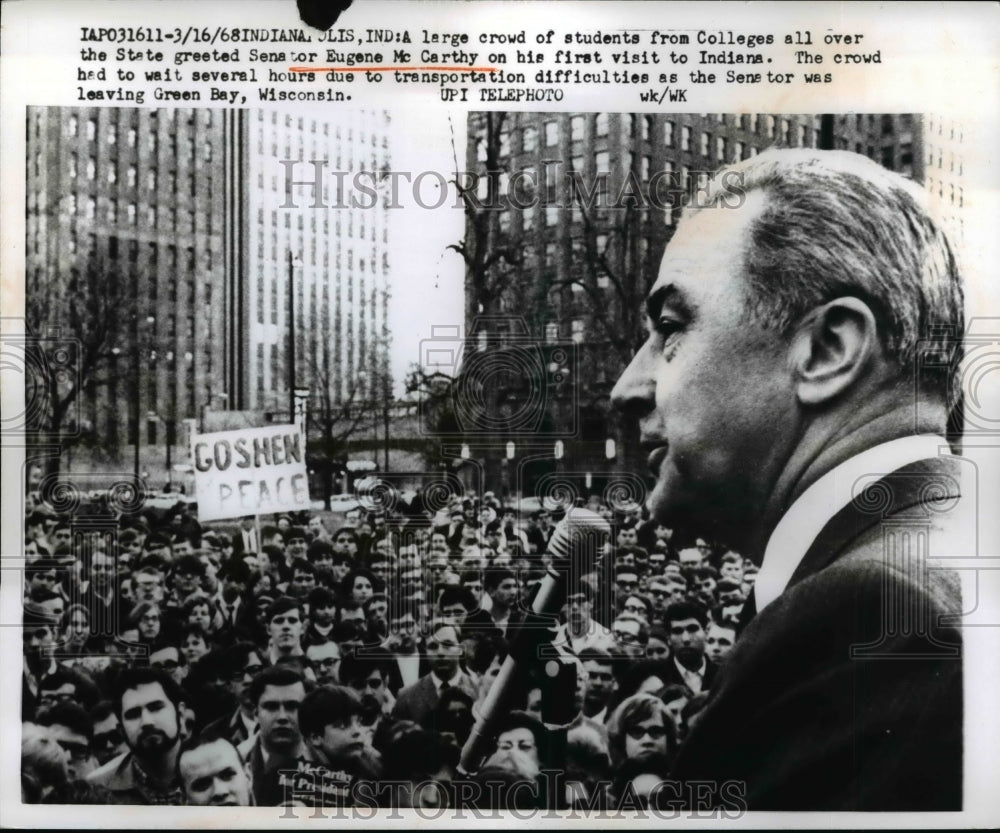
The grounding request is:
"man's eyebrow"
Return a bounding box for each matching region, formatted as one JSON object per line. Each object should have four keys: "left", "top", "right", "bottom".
{"left": 645, "top": 283, "right": 693, "bottom": 321}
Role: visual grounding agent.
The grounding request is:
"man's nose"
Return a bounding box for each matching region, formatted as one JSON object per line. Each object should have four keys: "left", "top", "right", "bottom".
{"left": 213, "top": 777, "right": 233, "bottom": 802}
{"left": 610, "top": 341, "right": 656, "bottom": 417}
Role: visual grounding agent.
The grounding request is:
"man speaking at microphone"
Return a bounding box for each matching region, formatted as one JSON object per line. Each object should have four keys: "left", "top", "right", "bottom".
{"left": 611, "top": 149, "right": 965, "bottom": 810}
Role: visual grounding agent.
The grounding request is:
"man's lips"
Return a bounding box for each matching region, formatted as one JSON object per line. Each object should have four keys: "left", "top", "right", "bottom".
{"left": 645, "top": 444, "right": 668, "bottom": 476}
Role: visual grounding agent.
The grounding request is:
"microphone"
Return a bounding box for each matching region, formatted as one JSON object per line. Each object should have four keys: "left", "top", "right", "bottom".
{"left": 458, "top": 507, "right": 610, "bottom": 775}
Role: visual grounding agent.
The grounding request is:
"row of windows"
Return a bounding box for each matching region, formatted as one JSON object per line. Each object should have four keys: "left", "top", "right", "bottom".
{"left": 495, "top": 114, "right": 812, "bottom": 156}
{"left": 254, "top": 108, "right": 390, "bottom": 143}
{"left": 66, "top": 116, "right": 215, "bottom": 160}
{"left": 64, "top": 157, "right": 205, "bottom": 204}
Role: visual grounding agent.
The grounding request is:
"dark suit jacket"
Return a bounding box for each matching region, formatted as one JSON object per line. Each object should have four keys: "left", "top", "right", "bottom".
{"left": 391, "top": 670, "right": 478, "bottom": 728}
{"left": 659, "top": 656, "right": 720, "bottom": 696}
{"left": 670, "top": 456, "right": 966, "bottom": 811}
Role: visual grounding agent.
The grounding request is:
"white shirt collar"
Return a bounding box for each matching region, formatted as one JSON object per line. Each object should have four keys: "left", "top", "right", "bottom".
{"left": 756, "top": 435, "right": 951, "bottom": 614}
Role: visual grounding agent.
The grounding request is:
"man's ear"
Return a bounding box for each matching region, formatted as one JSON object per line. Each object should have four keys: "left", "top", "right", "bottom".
{"left": 791, "top": 297, "right": 880, "bottom": 406}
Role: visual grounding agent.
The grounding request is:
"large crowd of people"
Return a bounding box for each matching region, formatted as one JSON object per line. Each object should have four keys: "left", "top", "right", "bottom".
{"left": 21, "top": 487, "right": 756, "bottom": 811}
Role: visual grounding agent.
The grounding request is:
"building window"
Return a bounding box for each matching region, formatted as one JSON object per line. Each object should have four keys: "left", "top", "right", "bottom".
{"left": 596, "top": 113, "right": 609, "bottom": 137}
{"left": 595, "top": 151, "right": 610, "bottom": 174}
{"left": 522, "top": 125, "right": 538, "bottom": 152}
{"left": 545, "top": 321, "right": 559, "bottom": 342}
{"left": 86, "top": 119, "right": 96, "bottom": 141}
{"left": 570, "top": 116, "right": 585, "bottom": 142}
{"left": 545, "top": 121, "right": 558, "bottom": 146}
{"left": 68, "top": 115, "right": 78, "bottom": 137}
{"left": 86, "top": 158, "right": 96, "bottom": 180}
{"left": 766, "top": 116, "right": 776, "bottom": 138}
{"left": 664, "top": 120, "right": 674, "bottom": 147}
{"left": 69, "top": 154, "right": 77, "bottom": 179}
{"left": 571, "top": 319, "right": 584, "bottom": 343}
{"left": 681, "top": 126, "right": 692, "bottom": 151}
{"left": 545, "top": 205, "right": 558, "bottom": 227}
{"left": 107, "top": 200, "right": 117, "bottom": 223}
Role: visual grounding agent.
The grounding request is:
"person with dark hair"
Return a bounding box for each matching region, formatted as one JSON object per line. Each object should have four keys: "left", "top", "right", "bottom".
{"left": 147, "top": 639, "right": 186, "bottom": 686}
{"left": 612, "top": 149, "right": 966, "bottom": 810}
{"left": 658, "top": 600, "right": 717, "bottom": 695}
{"left": 381, "top": 605, "right": 428, "bottom": 696}
{"left": 340, "top": 567, "right": 379, "bottom": 607}
{"left": 22, "top": 602, "right": 62, "bottom": 721}
{"left": 487, "top": 710, "right": 547, "bottom": 777}
{"left": 239, "top": 665, "right": 316, "bottom": 806}
{"left": 381, "top": 727, "right": 458, "bottom": 810}
{"left": 579, "top": 648, "right": 618, "bottom": 724}
{"left": 87, "top": 667, "right": 186, "bottom": 804}
{"left": 201, "top": 642, "right": 264, "bottom": 746}
{"left": 303, "top": 585, "right": 338, "bottom": 647}
{"left": 89, "top": 701, "right": 128, "bottom": 766}
{"left": 611, "top": 613, "right": 650, "bottom": 660}
{"left": 264, "top": 596, "right": 305, "bottom": 665}
{"left": 286, "top": 557, "right": 318, "bottom": 600}
{"left": 305, "top": 638, "right": 342, "bottom": 688}
{"left": 178, "top": 623, "right": 210, "bottom": 666}
{"left": 391, "top": 621, "right": 477, "bottom": 726}
{"left": 35, "top": 700, "right": 96, "bottom": 781}
{"left": 300, "top": 684, "right": 382, "bottom": 802}
{"left": 430, "top": 686, "right": 475, "bottom": 749}
{"left": 306, "top": 538, "right": 336, "bottom": 577}
{"left": 482, "top": 566, "right": 521, "bottom": 637}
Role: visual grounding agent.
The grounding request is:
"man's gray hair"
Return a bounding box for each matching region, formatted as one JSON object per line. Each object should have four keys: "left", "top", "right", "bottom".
{"left": 692, "top": 148, "right": 964, "bottom": 409}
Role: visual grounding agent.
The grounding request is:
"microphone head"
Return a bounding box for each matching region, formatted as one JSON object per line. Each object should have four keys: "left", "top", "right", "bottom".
{"left": 545, "top": 508, "right": 611, "bottom": 571}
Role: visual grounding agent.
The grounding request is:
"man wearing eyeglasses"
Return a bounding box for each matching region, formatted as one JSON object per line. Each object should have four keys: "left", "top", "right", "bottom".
{"left": 36, "top": 700, "right": 98, "bottom": 781}
{"left": 89, "top": 700, "right": 128, "bottom": 766}
{"left": 391, "top": 621, "right": 477, "bottom": 727}
{"left": 611, "top": 614, "right": 649, "bottom": 660}
{"left": 203, "top": 642, "right": 264, "bottom": 747}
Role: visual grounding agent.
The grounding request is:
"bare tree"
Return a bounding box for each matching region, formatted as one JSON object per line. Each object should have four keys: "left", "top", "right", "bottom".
{"left": 25, "top": 249, "right": 126, "bottom": 479}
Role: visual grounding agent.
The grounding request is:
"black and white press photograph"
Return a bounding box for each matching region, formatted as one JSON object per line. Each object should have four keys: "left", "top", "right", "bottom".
{"left": 13, "top": 98, "right": 986, "bottom": 818}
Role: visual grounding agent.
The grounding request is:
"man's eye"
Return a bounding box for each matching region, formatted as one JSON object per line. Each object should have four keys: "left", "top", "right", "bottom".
{"left": 656, "top": 316, "right": 683, "bottom": 339}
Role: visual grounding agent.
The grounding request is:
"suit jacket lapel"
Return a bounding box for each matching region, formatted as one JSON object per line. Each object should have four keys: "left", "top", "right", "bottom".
{"left": 739, "top": 456, "right": 962, "bottom": 635}
{"left": 787, "top": 456, "right": 962, "bottom": 589}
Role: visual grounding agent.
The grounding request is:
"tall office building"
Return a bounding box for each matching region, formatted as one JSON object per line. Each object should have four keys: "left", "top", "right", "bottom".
{"left": 828, "top": 113, "right": 966, "bottom": 245}
{"left": 25, "top": 106, "right": 392, "bottom": 486}
{"left": 247, "top": 109, "right": 392, "bottom": 417}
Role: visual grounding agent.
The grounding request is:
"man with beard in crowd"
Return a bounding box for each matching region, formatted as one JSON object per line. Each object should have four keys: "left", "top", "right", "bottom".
{"left": 87, "top": 667, "right": 186, "bottom": 804}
